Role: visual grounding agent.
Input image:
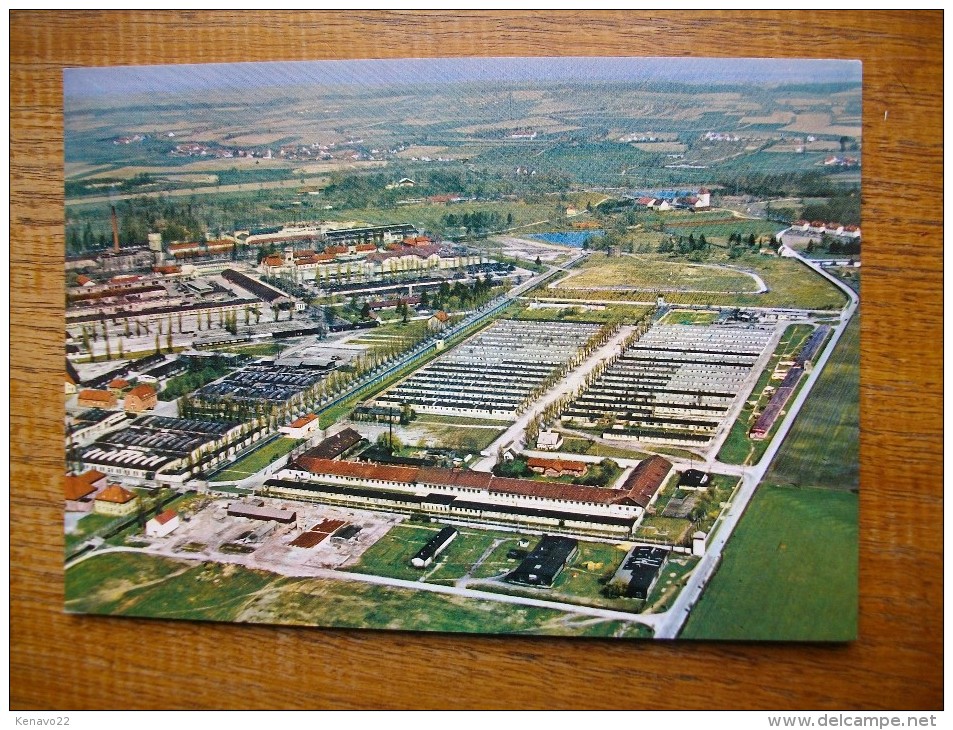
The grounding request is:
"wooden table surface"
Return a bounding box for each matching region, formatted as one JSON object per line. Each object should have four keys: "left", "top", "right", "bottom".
{"left": 11, "top": 11, "right": 943, "bottom": 710}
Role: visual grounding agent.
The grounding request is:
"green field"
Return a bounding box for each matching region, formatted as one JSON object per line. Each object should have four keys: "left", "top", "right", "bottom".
{"left": 683, "top": 317, "right": 859, "bottom": 639}
{"left": 549, "top": 252, "right": 847, "bottom": 310}
{"left": 681, "top": 485, "right": 857, "bottom": 640}
{"left": 662, "top": 217, "right": 784, "bottom": 242}
{"left": 407, "top": 422, "right": 506, "bottom": 453}
{"left": 557, "top": 256, "right": 761, "bottom": 293}
{"left": 557, "top": 436, "right": 651, "bottom": 460}
{"left": 65, "top": 551, "right": 636, "bottom": 636}
{"left": 348, "top": 522, "right": 532, "bottom": 584}
{"left": 766, "top": 316, "right": 859, "bottom": 490}
{"left": 209, "top": 437, "right": 301, "bottom": 482}
{"left": 413, "top": 414, "right": 508, "bottom": 427}
{"left": 634, "top": 516, "right": 693, "bottom": 545}
{"left": 660, "top": 309, "right": 720, "bottom": 325}
{"left": 511, "top": 303, "right": 653, "bottom": 324}
{"left": 65, "top": 512, "right": 123, "bottom": 553}
{"left": 471, "top": 539, "right": 652, "bottom": 615}
{"left": 348, "top": 523, "right": 650, "bottom": 615}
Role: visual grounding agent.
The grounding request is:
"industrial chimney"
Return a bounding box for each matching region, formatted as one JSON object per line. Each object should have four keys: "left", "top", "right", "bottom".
{"left": 111, "top": 206, "right": 120, "bottom": 253}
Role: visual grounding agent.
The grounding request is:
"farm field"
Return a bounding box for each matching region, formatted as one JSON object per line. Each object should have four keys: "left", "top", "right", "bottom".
{"left": 681, "top": 485, "right": 857, "bottom": 640}
{"left": 209, "top": 437, "right": 301, "bottom": 482}
{"left": 66, "top": 552, "right": 629, "bottom": 636}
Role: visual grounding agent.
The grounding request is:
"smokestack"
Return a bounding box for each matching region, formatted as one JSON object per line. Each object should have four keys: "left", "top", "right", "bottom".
{"left": 111, "top": 206, "right": 120, "bottom": 253}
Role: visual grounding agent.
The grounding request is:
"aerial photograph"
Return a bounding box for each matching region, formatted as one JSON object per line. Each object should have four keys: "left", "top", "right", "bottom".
{"left": 63, "top": 57, "right": 860, "bottom": 640}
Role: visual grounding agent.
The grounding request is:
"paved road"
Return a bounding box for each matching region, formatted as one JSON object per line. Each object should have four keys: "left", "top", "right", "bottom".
{"left": 650, "top": 238, "right": 859, "bottom": 639}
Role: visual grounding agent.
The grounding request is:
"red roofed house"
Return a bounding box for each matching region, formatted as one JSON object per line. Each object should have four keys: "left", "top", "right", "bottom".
{"left": 65, "top": 470, "right": 108, "bottom": 512}
{"left": 145, "top": 509, "right": 180, "bottom": 538}
{"left": 526, "top": 456, "right": 588, "bottom": 478}
{"left": 124, "top": 384, "right": 157, "bottom": 414}
{"left": 76, "top": 275, "right": 95, "bottom": 287}
{"left": 620, "top": 456, "right": 673, "bottom": 510}
{"left": 77, "top": 389, "right": 118, "bottom": 410}
{"left": 280, "top": 413, "right": 322, "bottom": 440}
{"left": 94, "top": 484, "right": 140, "bottom": 517}
{"left": 108, "top": 378, "right": 130, "bottom": 395}
{"left": 428, "top": 310, "right": 450, "bottom": 332}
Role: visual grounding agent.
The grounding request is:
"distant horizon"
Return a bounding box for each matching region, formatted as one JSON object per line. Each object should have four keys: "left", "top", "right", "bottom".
{"left": 64, "top": 56, "right": 861, "bottom": 99}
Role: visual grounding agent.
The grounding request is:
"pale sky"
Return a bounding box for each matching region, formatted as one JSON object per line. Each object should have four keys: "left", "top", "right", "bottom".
{"left": 64, "top": 57, "right": 861, "bottom": 98}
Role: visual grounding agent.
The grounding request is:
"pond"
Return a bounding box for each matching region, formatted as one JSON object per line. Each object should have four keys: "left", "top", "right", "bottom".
{"left": 527, "top": 230, "right": 605, "bottom": 247}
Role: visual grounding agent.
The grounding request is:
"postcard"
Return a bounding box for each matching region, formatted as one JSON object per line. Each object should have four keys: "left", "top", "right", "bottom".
{"left": 64, "top": 57, "right": 859, "bottom": 639}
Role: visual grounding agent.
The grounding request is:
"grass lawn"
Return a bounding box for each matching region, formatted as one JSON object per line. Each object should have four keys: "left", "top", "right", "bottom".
{"left": 511, "top": 303, "right": 653, "bottom": 325}
{"left": 717, "top": 323, "right": 817, "bottom": 465}
{"left": 411, "top": 423, "right": 508, "bottom": 452}
{"left": 65, "top": 512, "right": 123, "bottom": 553}
{"left": 660, "top": 309, "right": 720, "bottom": 325}
{"left": 347, "top": 522, "right": 449, "bottom": 582}
{"left": 209, "top": 437, "right": 301, "bottom": 482}
{"left": 557, "top": 255, "right": 761, "bottom": 292}
{"left": 643, "top": 555, "right": 700, "bottom": 613}
{"left": 634, "top": 516, "right": 693, "bottom": 545}
{"left": 67, "top": 551, "right": 619, "bottom": 635}
{"left": 473, "top": 539, "right": 642, "bottom": 613}
{"left": 413, "top": 414, "right": 508, "bottom": 427}
{"left": 681, "top": 485, "right": 857, "bottom": 640}
{"left": 557, "top": 435, "right": 650, "bottom": 460}
{"left": 349, "top": 523, "right": 535, "bottom": 584}
{"left": 549, "top": 252, "right": 847, "bottom": 310}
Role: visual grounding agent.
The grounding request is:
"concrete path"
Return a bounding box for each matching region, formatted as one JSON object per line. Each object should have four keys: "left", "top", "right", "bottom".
{"left": 470, "top": 324, "right": 636, "bottom": 472}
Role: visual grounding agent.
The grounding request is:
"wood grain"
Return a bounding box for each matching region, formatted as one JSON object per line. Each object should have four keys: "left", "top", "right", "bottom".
{"left": 11, "top": 10, "right": 942, "bottom": 710}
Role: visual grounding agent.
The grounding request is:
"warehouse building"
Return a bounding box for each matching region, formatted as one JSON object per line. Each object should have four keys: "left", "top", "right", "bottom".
{"left": 619, "top": 456, "right": 673, "bottom": 509}
{"left": 507, "top": 535, "right": 579, "bottom": 587}
{"left": 410, "top": 525, "right": 458, "bottom": 568}
{"left": 78, "top": 415, "right": 248, "bottom": 483}
{"left": 227, "top": 502, "right": 297, "bottom": 524}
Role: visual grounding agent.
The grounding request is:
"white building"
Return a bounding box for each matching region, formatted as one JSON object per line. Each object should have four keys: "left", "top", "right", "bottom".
{"left": 536, "top": 431, "right": 564, "bottom": 451}
{"left": 280, "top": 413, "right": 322, "bottom": 440}
{"left": 145, "top": 509, "right": 180, "bottom": 538}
